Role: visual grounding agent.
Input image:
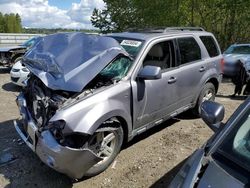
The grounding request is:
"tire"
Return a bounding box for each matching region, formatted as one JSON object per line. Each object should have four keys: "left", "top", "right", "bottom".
{"left": 84, "top": 119, "right": 124, "bottom": 177}
{"left": 193, "top": 82, "right": 216, "bottom": 116}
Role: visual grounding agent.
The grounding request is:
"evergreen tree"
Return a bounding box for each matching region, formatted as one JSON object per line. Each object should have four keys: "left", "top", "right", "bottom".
{"left": 0, "top": 13, "right": 4, "bottom": 32}
{"left": 0, "top": 12, "right": 22, "bottom": 33}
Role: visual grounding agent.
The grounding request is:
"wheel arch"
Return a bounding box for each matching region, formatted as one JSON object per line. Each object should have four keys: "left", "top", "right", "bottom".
{"left": 94, "top": 115, "right": 129, "bottom": 145}
{"left": 206, "top": 77, "right": 219, "bottom": 93}
{"left": 192, "top": 77, "right": 218, "bottom": 115}
{"left": 115, "top": 116, "right": 129, "bottom": 144}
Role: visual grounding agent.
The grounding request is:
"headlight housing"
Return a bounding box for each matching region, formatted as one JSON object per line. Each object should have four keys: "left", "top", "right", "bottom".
{"left": 11, "top": 68, "right": 19, "bottom": 72}
{"left": 44, "top": 120, "right": 90, "bottom": 148}
{"left": 22, "top": 67, "right": 29, "bottom": 72}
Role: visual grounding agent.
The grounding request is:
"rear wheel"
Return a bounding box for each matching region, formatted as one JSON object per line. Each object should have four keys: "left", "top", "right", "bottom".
{"left": 84, "top": 119, "right": 124, "bottom": 177}
{"left": 193, "top": 82, "right": 216, "bottom": 115}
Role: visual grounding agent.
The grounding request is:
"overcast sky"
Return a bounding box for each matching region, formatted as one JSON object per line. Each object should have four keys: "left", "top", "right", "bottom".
{"left": 0, "top": 0, "right": 105, "bottom": 29}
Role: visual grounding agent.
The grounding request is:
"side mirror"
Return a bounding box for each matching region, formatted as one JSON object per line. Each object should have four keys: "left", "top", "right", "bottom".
{"left": 137, "top": 65, "right": 162, "bottom": 80}
{"left": 200, "top": 100, "right": 225, "bottom": 132}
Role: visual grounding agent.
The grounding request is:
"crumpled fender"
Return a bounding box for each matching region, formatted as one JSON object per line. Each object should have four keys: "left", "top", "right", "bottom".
{"left": 49, "top": 82, "right": 132, "bottom": 136}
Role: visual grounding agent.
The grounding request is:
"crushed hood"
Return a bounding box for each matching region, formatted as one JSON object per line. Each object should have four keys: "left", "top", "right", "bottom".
{"left": 22, "top": 32, "right": 129, "bottom": 92}
{"left": 242, "top": 59, "right": 250, "bottom": 71}
{"left": 223, "top": 54, "right": 250, "bottom": 63}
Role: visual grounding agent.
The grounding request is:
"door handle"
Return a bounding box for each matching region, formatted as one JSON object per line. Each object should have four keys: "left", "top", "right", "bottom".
{"left": 168, "top": 77, "right": 177, "bottom": 84}
{"left": 199, "top": 66, "right": 206, "bottom": 72}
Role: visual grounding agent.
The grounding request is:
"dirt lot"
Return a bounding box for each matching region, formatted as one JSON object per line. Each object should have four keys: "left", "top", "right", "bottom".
{"left": 0, "top": 68, "right": 244, "bottom": 188}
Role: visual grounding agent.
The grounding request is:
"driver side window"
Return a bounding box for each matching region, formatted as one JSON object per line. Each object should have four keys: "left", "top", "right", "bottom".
{"left": 143, "top": 40, "right": 175, "bottom": 71}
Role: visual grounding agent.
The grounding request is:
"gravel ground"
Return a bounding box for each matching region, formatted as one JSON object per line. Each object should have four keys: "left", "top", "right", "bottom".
{"left": 0, "top": 69, "right": 244, "bottom": 188}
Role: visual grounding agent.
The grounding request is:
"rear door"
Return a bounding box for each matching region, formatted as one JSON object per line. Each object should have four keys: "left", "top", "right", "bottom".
{"left": 173, "top": 36, "right": 207, "bottom": 108}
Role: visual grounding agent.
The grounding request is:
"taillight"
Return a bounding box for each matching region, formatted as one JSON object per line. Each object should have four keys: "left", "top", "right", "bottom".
{"left": 220, "top": 58, "right": 224, "bottom": 73}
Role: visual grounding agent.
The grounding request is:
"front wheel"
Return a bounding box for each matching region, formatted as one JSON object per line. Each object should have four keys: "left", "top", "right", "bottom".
{"left": 84, "top": 119, "right": 124, "bottom": 177}
{"left": 193, "top": 83, "right": 216, "bottom": 115}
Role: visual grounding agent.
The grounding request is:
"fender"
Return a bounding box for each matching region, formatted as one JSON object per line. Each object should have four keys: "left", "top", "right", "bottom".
{"left": 74, "top": 99, "right": 132, "bottom": 135}
{"left": 49, "top": 83, "right": 133, "bottom": 137}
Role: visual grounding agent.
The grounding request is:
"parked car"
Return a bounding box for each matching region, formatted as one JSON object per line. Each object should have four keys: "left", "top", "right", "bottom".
{"left": 14, "top": 29, "right": 222, "bottom": 179}
{"left": 10, "top": 36, "right": 43, "bottom": 86}
{"left": 223, "top": 44, "right": 250, "bottom": 77}
{"left": 170, "top": 99, "right": 250, "bottom": 188}
{"left": 0, "top": 36, "right": 41, "bottom": 67}
{"left": 10, "top": 60, "right": 30, "bottom": 87}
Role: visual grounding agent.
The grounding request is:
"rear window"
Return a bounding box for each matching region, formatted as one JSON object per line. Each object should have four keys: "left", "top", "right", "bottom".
{"left": 200, "top": 36, "right": 219, "bottom": 57}
{"left": 177, "top": 37, "right": 201, "bottom": 65}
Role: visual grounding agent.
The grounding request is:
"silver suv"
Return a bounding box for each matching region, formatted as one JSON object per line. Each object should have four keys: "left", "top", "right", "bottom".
{"left": 14, "top": 28, "right": 223, "bottom": 179}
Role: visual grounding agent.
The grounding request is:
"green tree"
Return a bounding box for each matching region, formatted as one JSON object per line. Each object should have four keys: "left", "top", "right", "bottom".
{"left": 0, "top": 12, "right": 5, "bottom": 32}
{"left": 0, "top": 12, "right": 22, "bottom": 33}
{"left": 91, "top": 8, "right": 114, "bottom": 33}
{"left": 15, "top": 13, "right": 22, "bottom": 33}
{"left": 5, "top": 13, "right": 16, "bottom": 32}
{"left": 91, "top": 0, "right": 250, "bottom": 50}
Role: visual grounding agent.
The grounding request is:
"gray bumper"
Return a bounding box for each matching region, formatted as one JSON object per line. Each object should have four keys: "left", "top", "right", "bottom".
{"left": 14, "top": 93, "right": 102, "bottom": 179}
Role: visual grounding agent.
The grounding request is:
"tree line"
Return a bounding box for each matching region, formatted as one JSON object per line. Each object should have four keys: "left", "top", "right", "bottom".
{"left": 91, "top": 0, "right": 250, "bottom": 50}
{"left": 0, "top": 13, "right": 22, "bottom": 33}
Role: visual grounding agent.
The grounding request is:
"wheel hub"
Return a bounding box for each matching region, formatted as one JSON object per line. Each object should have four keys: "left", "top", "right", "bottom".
{"left": 203, "top": 90, "right": 213, "bottom": 102}
{"left": 88, "top": 131, "right": 117, "bottom": 165}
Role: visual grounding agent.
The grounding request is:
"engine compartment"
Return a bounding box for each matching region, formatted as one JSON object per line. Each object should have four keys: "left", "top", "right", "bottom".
{"left": 0, "top": 52, "right": 12, "bottom": 66}
{"left": 24, "top": 74, "right": 116, "bottom": 129}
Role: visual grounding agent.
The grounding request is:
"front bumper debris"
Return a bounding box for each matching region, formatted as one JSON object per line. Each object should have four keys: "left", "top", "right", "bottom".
{"left": 14, "top": 93, "right": 102, "bottom": 179}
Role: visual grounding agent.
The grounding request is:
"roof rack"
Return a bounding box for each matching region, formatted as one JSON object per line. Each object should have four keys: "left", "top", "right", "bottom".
{"left": 127, "top": 27, "right": 165, "bottom": 33}
{"left": 127, "top": 27, "right": 205, "bottom": 33}
{"left": 164, "top": 27, "right": 205, "bottom": 32}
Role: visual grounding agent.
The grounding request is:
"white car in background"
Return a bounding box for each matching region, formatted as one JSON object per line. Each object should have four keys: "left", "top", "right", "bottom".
{"left": 10, "top": 60, "right": 30, "bottom": 87}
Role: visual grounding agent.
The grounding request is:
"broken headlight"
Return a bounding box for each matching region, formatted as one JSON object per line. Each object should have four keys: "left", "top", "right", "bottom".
{"left": 45, "top": 120, "right": 89, "bottom": 149}
{"left": 60, "top": 133, "right": 90, "bottom": 148}
{"left": 43, "top": 120, "right": 65, "bottom": 141}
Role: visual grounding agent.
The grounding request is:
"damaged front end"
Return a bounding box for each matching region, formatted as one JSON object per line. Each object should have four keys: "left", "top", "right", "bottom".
{"left": 14, "top": 33, "right": 131, "bottom": 179}
{"left": 0, "top": 47, "right": 25, "bottom": 66}
{"left": 14, "top": 79, "right": 103, "bottom": 179}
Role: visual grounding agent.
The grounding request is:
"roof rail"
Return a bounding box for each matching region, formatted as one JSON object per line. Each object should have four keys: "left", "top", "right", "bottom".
{"left": 127, "top": 27, "right": 165, "bottom": 33}
{"left": 164, "top": 27, "right": 205, "bottom": 32}
{"left": 126, "top": 27, "right": 205, "bottom": 33}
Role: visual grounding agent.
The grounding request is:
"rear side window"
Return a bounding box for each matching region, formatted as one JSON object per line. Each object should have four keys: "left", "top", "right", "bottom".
{"left": 177, "top": 37, "right": 201, "bottom": 65}
{"left": 200, "top": 36, "right": 219, "bottom": 57}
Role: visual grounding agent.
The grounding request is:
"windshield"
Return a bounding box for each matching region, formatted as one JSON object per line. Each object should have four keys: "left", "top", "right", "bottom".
{"left": 224, "top": 45, "right": 250, "bottom": 54}
{"left": 110, "top": 37, "right": 144, "bottom": 58}
{"left": 215, "top": 103, "right": 250, "bottom": 171}
{"left": 100, "top": 56, "right": 132, "bottom": 80}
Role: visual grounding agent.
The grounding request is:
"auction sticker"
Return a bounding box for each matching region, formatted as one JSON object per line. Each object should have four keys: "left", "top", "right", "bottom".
{"left": 121, "top": 40, "right": 142, "bottom": 47}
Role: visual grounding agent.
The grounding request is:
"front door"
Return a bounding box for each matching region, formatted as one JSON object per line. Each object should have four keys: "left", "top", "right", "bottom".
{"left": 132, "top": 40, "right": 179, "bottom": 129}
